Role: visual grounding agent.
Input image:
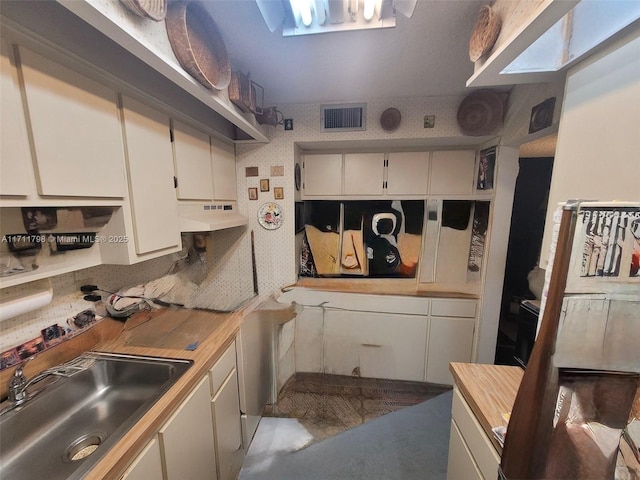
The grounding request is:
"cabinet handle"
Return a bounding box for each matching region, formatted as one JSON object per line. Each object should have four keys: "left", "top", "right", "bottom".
{"left": 361, "top": 343, "right": 382, "bottom": 348}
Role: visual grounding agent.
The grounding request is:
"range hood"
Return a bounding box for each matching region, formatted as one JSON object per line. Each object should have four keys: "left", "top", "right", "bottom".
{"left": 178, "top": 203, "right": 248, "bottom": 232}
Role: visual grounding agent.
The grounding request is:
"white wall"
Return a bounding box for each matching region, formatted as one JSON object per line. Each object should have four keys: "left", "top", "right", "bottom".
{"left": 540, "top": 28, "right": 640, "bottom": 268}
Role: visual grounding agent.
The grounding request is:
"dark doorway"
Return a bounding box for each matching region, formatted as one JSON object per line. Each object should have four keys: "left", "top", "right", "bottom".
{"left": 495, "top": 157, "right": 554, "bottom": 366}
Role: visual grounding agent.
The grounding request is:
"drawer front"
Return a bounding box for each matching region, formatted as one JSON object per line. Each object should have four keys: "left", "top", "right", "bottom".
{"left": 210, "top": 341, "right": 237, "bottom": 396}
{"left": 451, "top": 388, "right": 500, "bottom": 480}
{"left": 447, "top": 420, "right": 483, "bottom": 480}
{"left": 431, "top": 299, "right": 477, "bottom": 318}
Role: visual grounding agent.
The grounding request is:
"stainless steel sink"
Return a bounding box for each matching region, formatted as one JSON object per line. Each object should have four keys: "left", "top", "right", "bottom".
{"left": 0, "top": 352, "right": 192, "bottom": 480}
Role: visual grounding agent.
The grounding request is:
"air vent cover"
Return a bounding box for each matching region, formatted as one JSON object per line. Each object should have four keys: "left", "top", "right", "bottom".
{"left": 321, "top": 103, "right": 366, "bottom": 131}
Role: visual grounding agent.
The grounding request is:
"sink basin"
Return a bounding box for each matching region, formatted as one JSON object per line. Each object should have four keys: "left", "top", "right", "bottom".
{"left": 0, "top": 352, "right": 192, "bottom": 480}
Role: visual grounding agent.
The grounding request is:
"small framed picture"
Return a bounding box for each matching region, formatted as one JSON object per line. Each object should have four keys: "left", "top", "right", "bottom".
{"left": 248, "top": 187, "right": 258, "bottom": 200}
{"left": 274, "top": 187, "right": 284, "bottom": 200}
{"left": 260, "top": 179, "right": 270, "bottom": 192}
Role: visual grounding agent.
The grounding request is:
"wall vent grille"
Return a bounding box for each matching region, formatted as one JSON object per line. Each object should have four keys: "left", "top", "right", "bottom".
{"left": 321, "top": 103, "right": 366, "bottom": 131}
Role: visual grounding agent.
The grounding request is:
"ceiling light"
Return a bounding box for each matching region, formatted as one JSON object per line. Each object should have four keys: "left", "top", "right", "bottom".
{"left": 363, "top": 0, "right": 375, "bottom": 21}
{"left": 256, "top": 0, "right": 413, "bottom": 36}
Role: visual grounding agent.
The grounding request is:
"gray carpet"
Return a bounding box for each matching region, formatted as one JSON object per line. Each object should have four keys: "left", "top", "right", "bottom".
{"left": 239, "top": 390, "right": 453, "bottom": 480}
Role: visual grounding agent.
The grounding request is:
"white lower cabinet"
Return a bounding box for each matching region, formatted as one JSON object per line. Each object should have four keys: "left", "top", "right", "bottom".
{"left": 447, "top": 421, "right": 483, "bottom": 480}
{"left": 212, "top": 371, "right": 243, "bottom": 480}
{"left": 120, "top": 436, "right": 164, "bottom": 480}
{"left": 159, "top": 376, "right": 218, "bottom": 480}
{"left": 286, "top": 290, "right": 477, "bottom": 385}
{"left": 209, "top": 341, "right": 243, "bottom": 480}
{"left": 426, "top": 317, "right": 475, "bottom": 385}
{"left": 447, "top": 387, "right": 500, "bottom": 480}
{"left": 323, "top": 310, "right": 428, "bottom": 382}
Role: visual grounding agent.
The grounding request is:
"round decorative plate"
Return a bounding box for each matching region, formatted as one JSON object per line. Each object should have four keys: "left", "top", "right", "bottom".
{"left": 380, "top": 107, "right": 401, "bottom": 132}
{"left": 258, "top": 202, "right": 284, "bottom": 230}
{"left": 456, "top": 89, "right": 503, "bottom": 136}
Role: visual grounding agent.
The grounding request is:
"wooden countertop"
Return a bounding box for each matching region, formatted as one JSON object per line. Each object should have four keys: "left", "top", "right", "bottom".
{"left": 85, "top": 303, "right": 252, "bottom": 480}
{"left": 449, "top": 362, "right": 524, "bottom": 453}
{"left": 291, "top": 278, "right": 479, "bottom": 299}
{"left": 0, "top": 294, "right": 295, "bottom": 480}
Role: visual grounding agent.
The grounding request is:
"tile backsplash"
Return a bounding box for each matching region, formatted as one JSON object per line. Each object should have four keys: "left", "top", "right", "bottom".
{"left": 0, "top": 229, "right": 254, "bottom": 352}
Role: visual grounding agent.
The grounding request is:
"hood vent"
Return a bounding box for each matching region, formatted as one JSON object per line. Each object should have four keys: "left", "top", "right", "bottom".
{"left": 321, "top": 103, "right": 366, "bottom": 132}
{"left": 178, "top": 203, "right": 248, "bottom": 232}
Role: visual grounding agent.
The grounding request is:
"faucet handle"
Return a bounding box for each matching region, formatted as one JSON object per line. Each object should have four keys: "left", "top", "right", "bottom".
{"left": 14, "top": 354, "right": 36, "bottom": 375}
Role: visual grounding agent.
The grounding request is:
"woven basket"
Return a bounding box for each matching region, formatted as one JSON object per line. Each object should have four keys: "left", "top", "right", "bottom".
{"left": 119, "top": 0, "right": 167, "bottom": 21}
{"left": 166, "top": 2, "right": 231, "bottom": 90}
{"left": 469, "top": 5, "right": 502, "bottom": 62}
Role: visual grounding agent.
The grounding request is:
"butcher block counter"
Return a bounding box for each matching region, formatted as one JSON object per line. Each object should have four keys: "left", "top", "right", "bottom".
{"left": 447, "top": 362, "right": 524, "bottom": 480}
{"left": 88, "top": 305, "right": 249, "bottom": 480}
{"left": 0, "top": 298, "right": 263, "bottom": 480}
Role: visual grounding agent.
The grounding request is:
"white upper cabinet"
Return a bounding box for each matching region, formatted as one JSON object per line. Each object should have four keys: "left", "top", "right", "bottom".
{"left": 17, "top": 46, "right": 126, "bottom": 198}
{"left": 303, "top": 153, "right": 342, "bottom": 196}
{"left": 429, "top": 150, "right": 477, "bottom": 195}
{"left": 0, "top": 39, "right": 32, "bottom": 196}
{"left": 344, "top": 152, "right": 385, "bottom": 195}
{"left": 211, "top": 140, "right": 237, "bottom": 201}
{"left": 386, "top": 152, "right": 430, "bottom": 195}
{"left": 172, "top": 120, "right": 214, "bottom": 201}
{"left": 120, "top": 96, "right": 180, "bottom": 255}
{"left": 303, "top": 150, "right": 479, "bottom": 198}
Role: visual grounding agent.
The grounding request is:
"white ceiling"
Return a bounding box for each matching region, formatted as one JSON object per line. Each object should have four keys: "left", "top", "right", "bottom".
{"left": 202, "top": 0, "right": 484, "bottom": 106}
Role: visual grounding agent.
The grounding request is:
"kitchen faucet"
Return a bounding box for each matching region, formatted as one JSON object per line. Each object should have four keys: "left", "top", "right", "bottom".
{"left": 8, "top": 356, "right": 38, "bottom": 406}
{"left": 4, "top": 354, "right": 96, "bottom": 413}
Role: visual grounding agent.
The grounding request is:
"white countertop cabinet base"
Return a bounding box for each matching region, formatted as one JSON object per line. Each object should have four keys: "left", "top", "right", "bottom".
{"left": 159, "top": 376, "right": 218, "bottom": 480}
{"left": 119, "top": 436, "right": 164, "bottom": 480}
{"left": 447, "top": 387, "right": 500, "bottom": 480}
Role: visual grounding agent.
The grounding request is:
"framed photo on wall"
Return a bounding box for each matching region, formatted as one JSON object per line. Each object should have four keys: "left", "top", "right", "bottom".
{"left": 260, "top": 179, "right": 270, "bottom": 192}
{"left": 477, "top": 146, "right": 496, "bottom": 190}
{"left": 248, "top": 187, "right": 258, "bottom": 200}
{"left": 274, "top": 187, "right": 284, "bottom": 199}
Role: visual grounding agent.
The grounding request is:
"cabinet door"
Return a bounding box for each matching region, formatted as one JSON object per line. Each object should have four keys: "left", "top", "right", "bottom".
{"left": 303, "top": 153, "right": 342, "bottom": 196}
{"left": 426, "top": 317, "right": 475, "bottom": 385}
{"left": 18, "top": 46, "right": 126, "bottom": 197}
{"left": 173, "top": 120, "right": 214, "bottom": 201}
{"left": 212, "top": 370, "right": 243, "bottom": 480}
{"left": 1, "top": 40, "right": 32, "bottom": 196}
{"left": 344, "top": 153, "right": 385, "bottom": 195}
{"left": 159, "top": 376, "right": 218, "bottom": 480}
{"left": 120, "top": 437, "right": 164, "bottom": 480}
{"left": 324, "top": 310, "right": 428, "bottom": 381}
{"left": 429, "top": 150, "right": 476, "bottom": 195}
{"left": 386, "top": 152, "right": 430, "bottom": 195}
{"left": 446, "top": 421, "right": 483, "bottom": 480}
{"left": 211, "top": 140, "right": 237, "bottom": 200}
{"left": 121, "top": 96, "right": 181, "bottom": 255}
{"left": 294, "top": 306, "right": 324, "bottom": 374}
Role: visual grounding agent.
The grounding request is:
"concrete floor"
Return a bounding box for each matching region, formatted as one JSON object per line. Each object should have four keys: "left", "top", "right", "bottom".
{"left": 239, "top": 374, "right": 453, "bottom": 480}
{"left": 264, "top": 373, "right": 451, "bottom": 445}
